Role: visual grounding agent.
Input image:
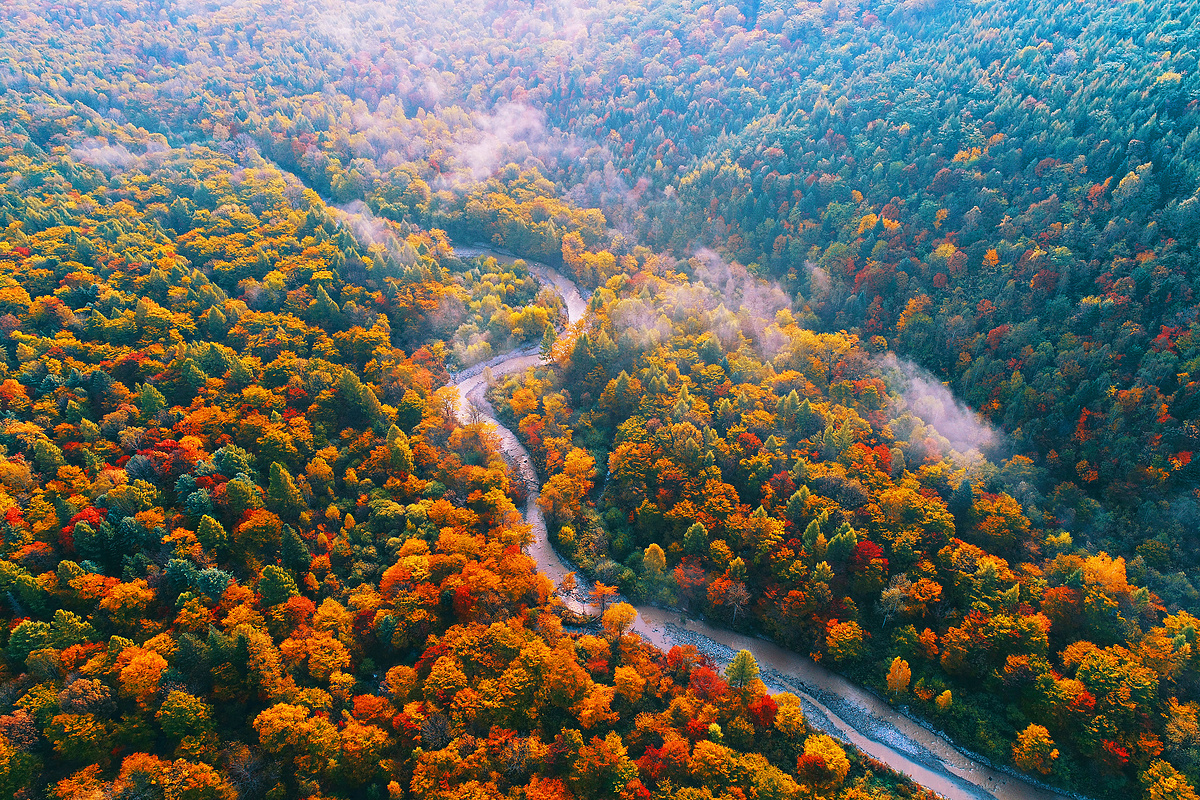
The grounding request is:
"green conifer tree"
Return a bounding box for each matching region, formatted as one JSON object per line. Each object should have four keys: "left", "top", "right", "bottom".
{"left": 683, "top": 522, "right": 709, "bottom": 557}
{"left": 138, "top": 382, "right": 167, "bottom": 417}
{"left": 196, "top": 515, "right": 228, "bottom": 552}
{"left": 281, "top": 526, "right": 312, "bottom": 574}
{"left": 540, "top": 324, "right": 557, "bottom": 363}
{"left": 387, "top": 425, "right": 414, "bottom": 473}
{"left": 258, "top": 564, "right": 299, "bottom": 607}
{"left": 267, "top": 463, "right": 306, "bottom": 520}
{"left": 725, "top": 649, "right": 759, "bottom": 690}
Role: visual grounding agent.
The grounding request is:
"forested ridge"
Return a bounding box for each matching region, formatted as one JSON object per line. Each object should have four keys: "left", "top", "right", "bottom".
{"left": 0, "top": 0, "right": 1198, "bottom": 798}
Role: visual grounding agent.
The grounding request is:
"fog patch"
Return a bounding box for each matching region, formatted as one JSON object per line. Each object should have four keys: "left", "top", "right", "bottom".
{"left": 805, "top": 259, "right": 831, "bottom": 296}
{"left": 689, "top": 248, "right": 793, "bottom": 356}
{"left": 877, "top": 353, "right": 999, "bottom": 465}
{"left": 336, "top": 200, "right": 418, "bottom": 265}
{"left": 566, "top": 162, "right": 659, "bottom": 239}
{"left": 71, "top": 138, "right": 137, "bottom": 170}
{"left": 437, "top": 103, "right": 547, "bottom": 188}
{"left": 608, "top": 297, "right": 671, "bottom": 349}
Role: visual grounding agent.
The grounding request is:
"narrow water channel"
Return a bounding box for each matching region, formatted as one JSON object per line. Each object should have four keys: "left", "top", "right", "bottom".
{"left": 449, "top": 242, "right": 1078, "bottom": 800}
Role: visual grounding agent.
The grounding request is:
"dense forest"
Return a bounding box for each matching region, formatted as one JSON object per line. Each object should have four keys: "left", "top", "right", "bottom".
{"left": 0, "top": 141, "right": 932, "bottom": 800}
{"left": 490, "top": 258, "right": 1198, "bottom": 798}
{"left": 1, "top": 0, "right": 1199, "bottom": 798}
{"left": 10, "top": 0, "right": 1191, "bottom": 597}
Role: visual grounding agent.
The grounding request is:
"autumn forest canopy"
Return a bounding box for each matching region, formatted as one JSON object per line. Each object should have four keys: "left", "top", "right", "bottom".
{"left": 0, "top": 0, "right": 1198, "bottom": 799}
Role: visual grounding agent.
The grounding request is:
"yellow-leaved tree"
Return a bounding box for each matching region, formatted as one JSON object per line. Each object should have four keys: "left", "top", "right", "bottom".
{"left": 886, "top": 656, "right": 911, "bottom": 694}
{"left": 796, "top": 734, "right": 850, "bottom": 794}
{"left": 1012, "top": 724, "right": 1059, "bottom": 775}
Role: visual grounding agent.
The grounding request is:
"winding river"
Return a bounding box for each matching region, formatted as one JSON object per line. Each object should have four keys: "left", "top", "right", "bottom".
{"left": 449, "top": 243, "right": 1078, "bottom": 800}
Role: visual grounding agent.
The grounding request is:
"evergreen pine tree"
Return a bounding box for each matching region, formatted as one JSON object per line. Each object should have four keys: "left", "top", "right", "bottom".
{"left": 258, "top": 564, "right": 299, "bottom": 607}
{"left": 138, "top": 382, "right": 167, "bottom": 417}
{"left": 725, "top": 649, "right": 759, "bottom": 689}
{"left": 268, "top": 462, "right": 306, "bottom": 520}
{"left": 387, "top": 424, "right": 415, "bottom": 473}
{"left": 281, "top": 526, "right": 312, "bottom": 574}
{"left": 683, "top": 522, "right": 709, "bottom": 557}
{"left": 540, "top": 324, "right": 557, "bottom": 363}
{"left": 196, "top": 515, "right": 228, "bottom": 552}
{"left": 948, "top": 480, "right": 975, "bottom": 524}
{"left": 396, "top": 389, "right": 426, "bottom": 432}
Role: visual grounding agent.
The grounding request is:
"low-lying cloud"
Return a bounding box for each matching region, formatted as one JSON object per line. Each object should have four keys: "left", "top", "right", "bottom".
{"left": 805, "top": 259, "right": 831, "bottom": 296}
{"left": 688, "top": 248, "right": 793, "bottom": 355}
{"left": 877, "top": 352, "right": 998, "bottom": 462}
{"left": 336, "top": 200, "right": 417, "bottom": 265}
{"left": 438, "top": 103, "right": 548, "bottom": 188}
{"left": 71, "top": 139, "right": 137, "bottom": 169}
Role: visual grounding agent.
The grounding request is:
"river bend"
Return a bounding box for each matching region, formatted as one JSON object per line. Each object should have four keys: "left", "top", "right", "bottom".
{"left": 449, "top": 242, "right": 1077, "bottom": 800}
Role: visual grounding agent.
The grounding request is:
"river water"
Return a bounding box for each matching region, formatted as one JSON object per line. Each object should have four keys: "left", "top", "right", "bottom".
{"left": 449, "top": 242, "right": 1078, "bottom": 800}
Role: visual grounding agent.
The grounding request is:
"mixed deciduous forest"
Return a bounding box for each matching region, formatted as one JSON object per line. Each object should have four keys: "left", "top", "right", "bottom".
{"left": 0, "top": 140, "right": 922, "bottom": 800}
{"left": 0, "top": 0, "right": 1198, "bottom": 798}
